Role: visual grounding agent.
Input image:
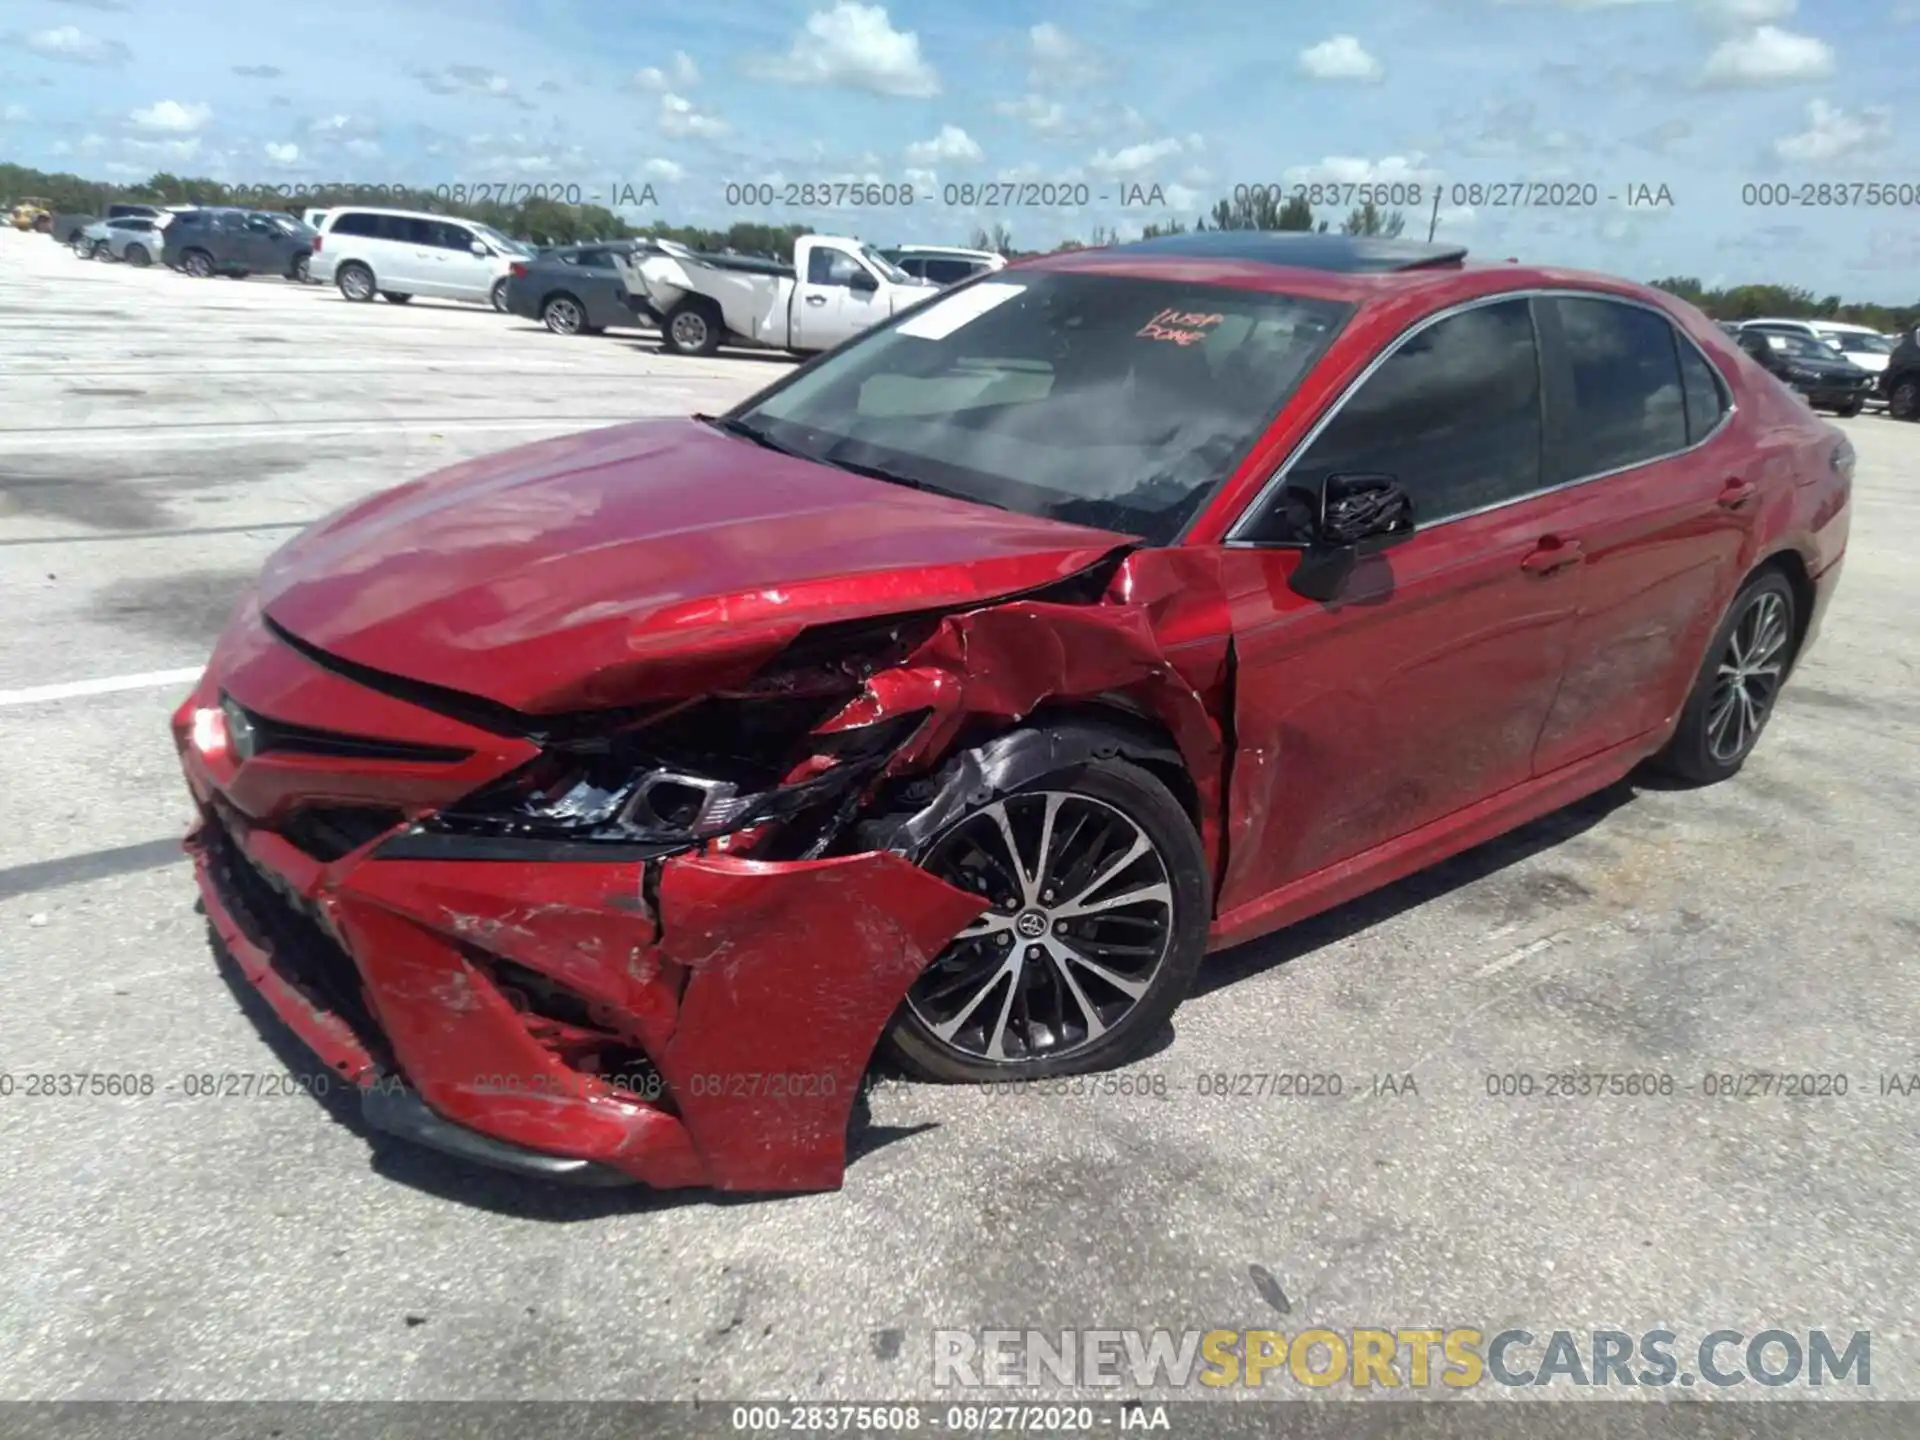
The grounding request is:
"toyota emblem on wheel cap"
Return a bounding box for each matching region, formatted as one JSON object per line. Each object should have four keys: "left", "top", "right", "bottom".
{"left": 1015, "top": 910, "right": 1049, "bottom": 939}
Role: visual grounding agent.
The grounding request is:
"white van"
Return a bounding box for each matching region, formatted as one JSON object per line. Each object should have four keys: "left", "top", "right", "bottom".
{"left": 308, "top": 206, "right": 532, "bottom": 310}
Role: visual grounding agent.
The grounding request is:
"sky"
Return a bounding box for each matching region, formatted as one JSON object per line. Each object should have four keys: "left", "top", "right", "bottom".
{"left": 2, "top": 0, "right": 1915, "bottom": 298}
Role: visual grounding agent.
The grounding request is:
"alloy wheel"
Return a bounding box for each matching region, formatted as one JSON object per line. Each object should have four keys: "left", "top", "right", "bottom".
{"left": 491, "top": 280, "right": 509, "bottom": 312}
{"left": 1707, "top": 589, "right": 1789, "bottom": 765}
{"left": 339, "top": 266, "right": 373, "bottom": 301}
{"left": 1892, "top": 380, "right": 1920, "bottom": 422}
{"left": 907, "top": 791, "right": 1175, "bottom": 1064}
{"left": 544, "top": 297, "right": 582, "bottom": 334}
{"left": 185, "top": 251, "right": 213, "bottom": 278}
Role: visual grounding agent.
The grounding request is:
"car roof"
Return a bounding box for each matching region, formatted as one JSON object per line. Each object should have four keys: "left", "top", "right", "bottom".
{"left": 888, "top": 245, "right": 999, "bottom": 258}
{"left": 1012, "top": 232, "right": 1686, "bottom": 314}
{"left": 323, "top": 206, "right": 481, "bottom": 222}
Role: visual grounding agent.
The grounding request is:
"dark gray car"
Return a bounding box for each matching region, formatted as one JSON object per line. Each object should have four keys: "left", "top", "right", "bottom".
{"left": 503, "top": 241, "right": 661, "bottom": 334}
{"left": 164, "top": 207, "right": 315, "bottom": 280}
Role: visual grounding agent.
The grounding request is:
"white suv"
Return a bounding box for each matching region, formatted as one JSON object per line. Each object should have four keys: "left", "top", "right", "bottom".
{"left": 1740, "top": 318, "right": 1894, "bottom": 390}
{"left": 309, "top": 206, "right": 531, "bottom": 310}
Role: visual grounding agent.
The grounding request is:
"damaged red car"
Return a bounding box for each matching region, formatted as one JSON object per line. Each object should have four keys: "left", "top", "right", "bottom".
{"left": 174, "top": 232, "right": 1850, "bottom": 1192}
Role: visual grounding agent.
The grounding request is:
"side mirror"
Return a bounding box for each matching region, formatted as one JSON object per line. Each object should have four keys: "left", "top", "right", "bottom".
{"left": 1286, "top": 473, "right": 1414, "bottom": 602}
{"left": 847, "top": 267, "right": 878, "bottom": 293}
{"left": 471, "top": 240, "right": 490, "bottom": 256}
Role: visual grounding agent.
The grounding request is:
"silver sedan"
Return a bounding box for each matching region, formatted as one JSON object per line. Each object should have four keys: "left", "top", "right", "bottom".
{"left": 73, "top": 215, "right": 165, "bottom": 267}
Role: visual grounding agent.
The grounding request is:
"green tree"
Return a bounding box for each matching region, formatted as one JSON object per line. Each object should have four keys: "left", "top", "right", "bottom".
{"left": 1340, "top": 201, "right": 1406, "bottom": 238}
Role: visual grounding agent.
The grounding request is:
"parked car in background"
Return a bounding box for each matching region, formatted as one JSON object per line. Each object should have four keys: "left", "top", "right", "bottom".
{"left": 301, "top": 209, "right": 330, "bottom": 232}
{"left": 72, "top": 213, "right": 165, "bottom": 265}
{"left": 877, "top": 244, "right": 1007, "bottom": 286}
{"left": 163, "top": 207, "right": 315, "bottom": 280}
{"left": 1735, "top": 327, "right": 1878, "bottom": 416}
{"left": 1882, "top": 326, "right": 1920, "bottom": 421}
{"left": 309, "top": 207, "right": 532, "bottom": 310}
{"left": 171, "top": 231, "right": 1847, "bottom": 1191}
{"left": 1741, "top": 318, "right": 1893, "bottom": 405}
{"left": 618, "top": 234, "right": 936, "bottom": 356}
{"left": 47, "top": 202, "right": 162, "bottom": 246}
{"left": 503, "top": 240, "right": 664, "bottom": 335}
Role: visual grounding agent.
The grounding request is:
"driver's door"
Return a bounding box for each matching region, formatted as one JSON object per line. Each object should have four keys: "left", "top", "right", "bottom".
{"left": 794, "top": 246, "right": 883, "bottom": 350}
{"left": 1215, "top": 296, "right": 1582, "bottom": 915}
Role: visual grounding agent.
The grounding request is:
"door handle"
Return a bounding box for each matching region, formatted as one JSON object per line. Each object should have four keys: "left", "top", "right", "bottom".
{"left": 805, "top": 294, "right": 828, "bottom": 306}
{"left": 1521, "top": 536, "right": 1583, "bottom": 576}
{"left": 1718, "top": 478, "right": 1758, "bottom": 510}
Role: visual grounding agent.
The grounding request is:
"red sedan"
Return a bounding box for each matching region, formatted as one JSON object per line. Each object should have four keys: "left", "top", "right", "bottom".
{"left": 173, "top": 232, "right": 1850, "bottom": 1192}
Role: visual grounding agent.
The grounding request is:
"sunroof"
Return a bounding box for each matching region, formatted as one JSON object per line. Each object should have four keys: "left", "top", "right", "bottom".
{"left": 1109, "top": 231, "right": 1470, "bottom": 273}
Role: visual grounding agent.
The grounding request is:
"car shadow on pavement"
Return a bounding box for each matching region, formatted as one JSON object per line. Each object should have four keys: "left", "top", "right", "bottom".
{"left": 206, "top": 923, "right": 932, "bottom": 1217}
{"left": 1190, "top": 775, "right": 1642, "bottom": 1000}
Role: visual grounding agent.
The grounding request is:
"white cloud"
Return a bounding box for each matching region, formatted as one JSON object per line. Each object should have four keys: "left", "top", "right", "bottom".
{"left": 1088, "top": 137, "right": 1190, "bottom": 179}
{"left": 264, "top": 141, "right": 299, "bottom": 163}
{"left": 1026, "top": 22, "right": 1101, "bottom": 89}
{"left": 746, "top": 3, "right": 939, "bottom": 98}
{"left": 13, "top": 25, "right": 130, "bottom": 64}
{"left": 1297, "top": 35, "right": 1385, "bottom": 82}
{"left": 2, "top": 102, "right": 25, "bottom": 121}
{"left": 127, "top": 99, "right": 210, "bottom": 133}
{"left": 1701, "top": 25, "right": 1833, "bottom": 84}
{"left": 905, "top": 124, "right": 981, "bottom": 165}
{"left": 995, "top": 94, "right": 1068, "bottom": 134}
{"left": 657, "top": 91, "right": 729, "bottom": 138}
{"left": 634, "top": 51, "right": 699, "bottom": 91}
{"left": 644, "top": 158, "right": 686, "bottom": 182}
{"left": 1772, "top": 99, "right": 1893, "bottom": 162}
{"left": 1284, "top": 152, "right": 1443, "bottom": 186}
{"left": 1696, "top": 0, "right": 1795, "bottom": 24}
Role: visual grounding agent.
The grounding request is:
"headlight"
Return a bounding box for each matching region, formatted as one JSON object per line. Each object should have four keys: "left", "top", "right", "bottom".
{"left": 413, "top": 708, "right": 928, "bottom": 852}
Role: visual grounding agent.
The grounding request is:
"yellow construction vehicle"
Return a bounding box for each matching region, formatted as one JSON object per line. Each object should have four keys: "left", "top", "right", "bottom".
{"left": 7, "top": 197, "right": 54, "bottom": 231}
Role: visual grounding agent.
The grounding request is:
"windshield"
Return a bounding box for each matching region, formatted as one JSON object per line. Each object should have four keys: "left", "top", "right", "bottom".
{"left": 473, "top": 224, "right": 531, "bottom": 256}
{"left": 1770, "top": 334, "right": 1833, "bottom": 359}
{"left": 732, "top": 272, "right": 1353, "bottom": 543}
{"left": 860, "top": 244, "right": 913, "bottom": 284}
{"left": 1829, "top": 332, "right": 1891, "bottom": 355}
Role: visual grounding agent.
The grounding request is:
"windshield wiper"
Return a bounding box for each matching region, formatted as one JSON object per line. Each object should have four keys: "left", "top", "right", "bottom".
{"left": 706, "top": 414, "right": 802, "bottom": 457}
{"left": 816, "top": 445, "right": 985, "bottom": 505}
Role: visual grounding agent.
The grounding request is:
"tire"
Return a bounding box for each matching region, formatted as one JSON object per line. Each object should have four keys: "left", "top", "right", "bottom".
{"left": 288, "top": 253, "right": 309, "bottom": 283}
{"left": 124, "top": 244, "right": 150, "bottom": 268}
{"left": 489, "top": 278, "right": 509, "bottom": 312}
{"left": 661, "top": 298, "right": 723, "bottom": 356}
{"left": 1833, "top": 401, "right": 1862, "bottom": 418}
{"left": 182, "top": 249, "right": 215, "bottom": 278}
{"left": 1889, "top": 375, "right": 1920, "bottom": 422}
{"left": 336, "top": 263, "right": 375, "bottom": 302}
{"left": 1654, "top": 569, "right": 1798, "bottom": 786}
{"left": 542, "top": 293, "right": 585, "bottom": 334}
{"left": 882, "top": 754, "right": 1210, "bottom": 1083}
{"left": 380, "top": 292, "right": 413, "bottom": 304}
{"left": 73, "top": 238, "right": 95, "bottom": 259}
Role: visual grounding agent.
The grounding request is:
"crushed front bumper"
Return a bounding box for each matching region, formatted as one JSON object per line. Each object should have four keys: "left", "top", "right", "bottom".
{"left": 174, "top": 616, "right": 985, "bottom": 1193}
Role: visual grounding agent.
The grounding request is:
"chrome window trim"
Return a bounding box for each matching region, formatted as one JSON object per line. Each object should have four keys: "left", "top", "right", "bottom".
{"left": 1223, "top": 287, "right": 1739, "bottom": 547}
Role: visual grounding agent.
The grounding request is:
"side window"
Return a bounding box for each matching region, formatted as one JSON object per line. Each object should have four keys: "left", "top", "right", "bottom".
{"left": 411, "top": 219, "right": 455, "bottom": 247}
{"left": 926, "top": 259, "right": 974, "bottom": 285}
{"left": 1677, "top": 341, "right": 1730, "bottom": 445}
{"left": 245, "top": 214, "right": 276, "bottom": 233}
{"left": 330, "top": 212, "right": 373, "bottom": 238}
{"left": 572, "top": 248, "right": 610, "bottom": 269}
{"left": 1546, "top": 296, "right": 1688, "bottom": 479}
{"left": 807, "top": 247, "right": 866, "bottom": 286}
{"left": 1245, "top": 297, "right": 1543, "bottom": 539}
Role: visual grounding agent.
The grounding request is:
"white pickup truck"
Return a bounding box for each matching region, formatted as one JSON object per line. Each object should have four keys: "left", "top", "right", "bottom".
{"left": 614, "top": 234, "right": 937, "bottom": 357}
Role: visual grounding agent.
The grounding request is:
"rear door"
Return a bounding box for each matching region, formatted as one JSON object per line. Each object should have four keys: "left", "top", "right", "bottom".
{"left": 1527, "top": 295, "right": 1754, "bottom": 772}
{"left": 1217, "top": 296, "right": 1581, "bottom": 912}
{"left": 566, "top": 247, "right": 623, "bottom": 324}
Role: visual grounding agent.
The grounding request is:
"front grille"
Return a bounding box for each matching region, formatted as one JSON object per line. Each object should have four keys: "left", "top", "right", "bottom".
{"left": 203, "top": 813, "right": 389, "bottom": 1063}
{"left": 277, "top": 806, "right": 407, "bottom": 861}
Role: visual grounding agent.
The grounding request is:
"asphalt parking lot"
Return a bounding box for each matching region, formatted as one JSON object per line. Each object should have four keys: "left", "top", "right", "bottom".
{"left": 2, "top": 226, "right": 1917, "bottom": 1409}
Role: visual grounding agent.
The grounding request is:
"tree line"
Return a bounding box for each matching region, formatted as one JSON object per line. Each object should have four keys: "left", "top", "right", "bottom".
{"left": 6, "top": 161, "right": 1913, "bottom": 332}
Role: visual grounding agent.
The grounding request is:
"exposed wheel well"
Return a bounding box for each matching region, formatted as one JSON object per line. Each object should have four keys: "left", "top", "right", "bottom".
{"left": 1005, "top": 701, "right": 1202, "bottom": 832}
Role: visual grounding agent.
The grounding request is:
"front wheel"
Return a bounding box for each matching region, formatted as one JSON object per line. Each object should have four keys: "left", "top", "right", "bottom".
{"left": 73, "top": 238, "right": 96, "bottom": 259}
{"left": 1654, "top": 570, "right": 1798, "bottom": 786}
{"left": 336, "top": 263, "right": 375, "bottom": 301}
{"left": 1889, "top": 376, "right": 1920, "bottom": 422}
{"left": 884, "top": 756, "right": 1209, "bottom": 1083}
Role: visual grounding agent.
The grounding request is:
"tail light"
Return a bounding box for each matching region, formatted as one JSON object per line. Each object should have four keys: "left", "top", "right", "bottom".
{"left": 311, "top": 234, "right": 322, "bottom": 252}
{"left": 509, "top": 262, "right": 529, "bottom": 278}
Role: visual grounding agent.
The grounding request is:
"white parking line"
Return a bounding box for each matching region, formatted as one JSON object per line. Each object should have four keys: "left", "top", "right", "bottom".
{"left": 0, "top": 667, "right": 203, "bottom": 707}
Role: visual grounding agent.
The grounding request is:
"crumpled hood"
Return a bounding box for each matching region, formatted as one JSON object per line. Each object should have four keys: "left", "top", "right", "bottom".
{"left": 260, "top": 417, "right": 1129, "bottom": 714}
